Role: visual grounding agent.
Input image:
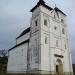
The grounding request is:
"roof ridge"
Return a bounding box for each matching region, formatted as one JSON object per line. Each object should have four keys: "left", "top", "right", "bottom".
{"left": 54, "top": 7, "right": 66, "bottom": 16}
{"left": 16, "top": 27, "right": 30, "bottom": 39}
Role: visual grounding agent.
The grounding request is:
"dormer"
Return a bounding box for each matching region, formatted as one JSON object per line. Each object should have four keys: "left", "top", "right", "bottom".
{"left": 54, "top": 7, "right": 66, "bottom": 24}
{"left": 51, "top": 9, "right": 59, "bottom": 20}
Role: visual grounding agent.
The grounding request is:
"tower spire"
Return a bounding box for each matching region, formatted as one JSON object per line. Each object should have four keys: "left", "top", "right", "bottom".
{"left": 38, "top": 0, "right": 45, "bottom": 4}
{"left": 30, "top": 0, "right": 52, "bottom": 12}
{"left": 39, "top": 0, "right": 45, "bottom": 2}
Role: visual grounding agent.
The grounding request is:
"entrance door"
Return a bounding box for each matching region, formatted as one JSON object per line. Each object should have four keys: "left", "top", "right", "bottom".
{"left": 56, "top": 59, "right": 63, "bottom": 75}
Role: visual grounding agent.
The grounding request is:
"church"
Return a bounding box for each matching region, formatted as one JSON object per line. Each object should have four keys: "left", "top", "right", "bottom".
{"left": 7, "top": 0, "right": 73, "bottom": 75}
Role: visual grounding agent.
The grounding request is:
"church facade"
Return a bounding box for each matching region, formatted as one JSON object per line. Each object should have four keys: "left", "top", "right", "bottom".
{"left": 7, "top": 0, "right": 73, "bottom": 75}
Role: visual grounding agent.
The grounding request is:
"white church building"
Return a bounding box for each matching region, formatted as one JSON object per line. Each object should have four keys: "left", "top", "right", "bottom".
{"left": 7, "top": 0, "right": 73, "bottom": 75}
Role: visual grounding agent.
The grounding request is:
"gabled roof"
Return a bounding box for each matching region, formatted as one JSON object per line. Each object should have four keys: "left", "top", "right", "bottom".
{"left": 9, "top": 39, "right": 29, "bottom": 51}
{"left": 54, "top": 7, "right": 66, "bottom": 16}
{"left": 30, "top": 0, "right": 52, "bottom": 12}
{"left": 17, "top": 27, "right": 30, "bottom": 39}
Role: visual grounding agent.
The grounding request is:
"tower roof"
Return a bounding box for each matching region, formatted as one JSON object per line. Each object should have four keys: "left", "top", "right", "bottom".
{"left": 54, "top": 7, "right": 66, "bottom": 16}
{"left": 37, "top": 0, "right": 45, "bottom": 4}
{"left": 30, "top": 0, "right": 52, "bottom": 12}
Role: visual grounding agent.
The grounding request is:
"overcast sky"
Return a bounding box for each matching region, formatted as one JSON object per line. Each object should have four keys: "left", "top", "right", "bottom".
{"left": 0, "top": 0, "right": 75, "bottom": 63}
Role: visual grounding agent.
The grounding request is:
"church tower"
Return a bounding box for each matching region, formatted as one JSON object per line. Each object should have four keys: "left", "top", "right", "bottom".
{"left": 29, "top": 0, "right": 73, "bottom": 74}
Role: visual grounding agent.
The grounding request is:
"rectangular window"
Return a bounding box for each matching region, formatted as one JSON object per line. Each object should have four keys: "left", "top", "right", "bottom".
{"left": 44, "top": 19, "right": 47, "bottom": 26}
{"left": 62, "top": 28, "right": 65, "bottom": 34}
{"left": 35, "top": 20, "right": 38, "bottom": 26}
{"left": 54, "top": 26, "right": 57, "bottom": 30}
{"left": 45, "top": 37, "right": 48, "bottom": 44}
{"left": 61, "top": 19, "right": 64, "bottom": 23}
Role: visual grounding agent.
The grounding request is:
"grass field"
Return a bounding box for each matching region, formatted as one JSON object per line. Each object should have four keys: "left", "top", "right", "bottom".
{"left": 0, "top": 72, "right": 41, "bottom": 75}
{"left": 0, "top": 71, "right": 49, "bottom": 75}
{"left": 0, "top": 73, "right": 52, "bottom": 75}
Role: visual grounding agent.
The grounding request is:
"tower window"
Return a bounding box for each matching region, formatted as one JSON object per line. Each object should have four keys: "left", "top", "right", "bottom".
{"left": 62, "top": 28, "right": 65, "bottom": 34}
{"left": 35, "top": 20, "right": 38, "bottom": 26}
{"left": 56, "top": 40, "right": 58, "bottom": 47}
{"left": 61, "top": 19, "right": 64, "bottom": 23}
{"left": 45, "top": 37, "right": 48, "bottom": 44}
{"left": 44, "top": 19, "right": 47, "bottom": 26}
{"left": 54, "top": 26, "right": 57, "bottom": 30}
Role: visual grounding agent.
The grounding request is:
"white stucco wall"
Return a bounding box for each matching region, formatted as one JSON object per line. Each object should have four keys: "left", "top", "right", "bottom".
{"left": 7, "top": 43, "right": 29, "bottom": 73}
{"left": 34, "top": 5, "right": 73, "bottom": 73}
{"left": 16, "top": 32, "right": 30, "bottom": 45}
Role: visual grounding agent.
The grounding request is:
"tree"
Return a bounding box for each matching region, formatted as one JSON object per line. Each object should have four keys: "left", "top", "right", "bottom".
{"left": 0, "top": 49, "right": 8, "bottom": 57}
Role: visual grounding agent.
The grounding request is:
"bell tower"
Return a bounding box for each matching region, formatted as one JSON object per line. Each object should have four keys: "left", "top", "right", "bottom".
{"left": 30, "top": 0, "right": 53, "bottom": 72}
{"left": 29, "top": 0, "right": 73, "bottom": 75}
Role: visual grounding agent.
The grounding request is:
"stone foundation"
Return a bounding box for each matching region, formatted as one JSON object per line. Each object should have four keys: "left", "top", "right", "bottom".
{"left": 7, "top": 70, "right": 73, "bottom": 75}
{"left": 27, "top": 70, "right": 73, "bottom": 75}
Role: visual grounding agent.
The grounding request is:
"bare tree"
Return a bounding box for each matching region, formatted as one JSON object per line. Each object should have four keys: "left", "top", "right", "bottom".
{"left": 0, "top": 49, "right": 8, "bottom": 57}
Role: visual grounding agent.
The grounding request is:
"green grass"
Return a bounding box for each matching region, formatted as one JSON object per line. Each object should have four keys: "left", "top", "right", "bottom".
{"left": 0, "top": 73, "right": 53, "bottom": 75}
{"left": 0, "top": 72, "right": 51, "bottom": 75}
{"left": 0, "top": 72, "right": 58, "bottom": 75}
